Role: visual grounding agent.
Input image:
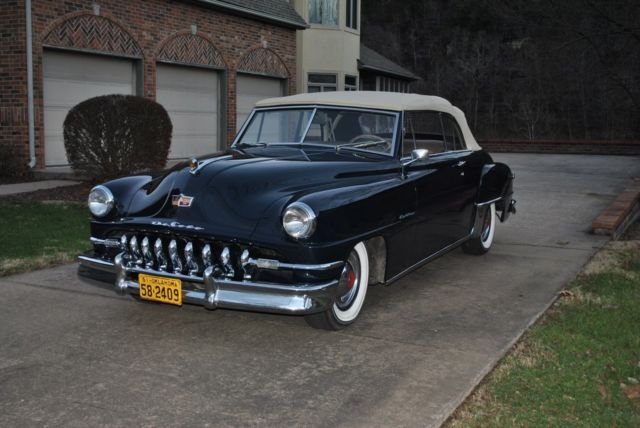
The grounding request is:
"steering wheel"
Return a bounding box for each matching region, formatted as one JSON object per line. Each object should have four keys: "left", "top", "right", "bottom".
{"left": 348, "top": 134, "right": 389, "bottom": 149}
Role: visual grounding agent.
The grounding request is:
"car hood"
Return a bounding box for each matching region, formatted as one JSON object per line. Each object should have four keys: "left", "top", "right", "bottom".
{"left": 122, "top": 147, "right": 397, "bottom": 240}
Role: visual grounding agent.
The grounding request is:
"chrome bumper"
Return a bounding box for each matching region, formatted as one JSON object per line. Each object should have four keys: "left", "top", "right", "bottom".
{"left": 78, "top": 254, "right": 341, "bottom": 315}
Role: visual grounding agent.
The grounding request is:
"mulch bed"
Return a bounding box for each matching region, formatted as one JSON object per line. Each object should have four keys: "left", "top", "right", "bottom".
{"left": 0, "top": 182, "right": 93, "bottom": 203}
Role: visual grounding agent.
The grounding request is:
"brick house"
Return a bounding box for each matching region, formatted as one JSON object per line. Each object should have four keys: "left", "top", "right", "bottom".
{"left": 1, "top": 0, "right": 305, "bottom": 168}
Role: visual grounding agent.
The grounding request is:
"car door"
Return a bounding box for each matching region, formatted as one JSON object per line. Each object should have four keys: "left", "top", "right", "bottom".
{"left": 403, "top": 111, "right": 477, "bottom": 260}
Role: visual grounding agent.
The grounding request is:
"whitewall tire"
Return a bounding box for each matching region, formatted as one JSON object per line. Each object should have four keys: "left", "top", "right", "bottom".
{"left": 462, "top": 203, "right": 496, "bottom": 255}
{"left": 305, "top": 242, "right": 369, "bottom": 330}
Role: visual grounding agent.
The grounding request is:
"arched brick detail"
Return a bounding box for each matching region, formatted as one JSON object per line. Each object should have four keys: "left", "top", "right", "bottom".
{"left": 237, "top": 48, "right": 289, "bottom": 78}
{"left": 157, "top": 34, "right": 225, "bottom": 68}
{"left": 43, "top": 14, "right": 142, "bottom": 57}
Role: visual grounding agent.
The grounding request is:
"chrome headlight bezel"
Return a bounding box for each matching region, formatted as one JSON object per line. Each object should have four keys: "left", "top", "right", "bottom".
{"left": 282, "top": 202, "right": 317, "bottom": 240}
{"left": 88, "top": 185, "right": 115, "bottom": 218}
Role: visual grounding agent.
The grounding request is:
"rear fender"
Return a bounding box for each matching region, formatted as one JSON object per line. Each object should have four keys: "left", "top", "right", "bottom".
{"left": 477, "top": 163, "right": 516, "bottom": 222}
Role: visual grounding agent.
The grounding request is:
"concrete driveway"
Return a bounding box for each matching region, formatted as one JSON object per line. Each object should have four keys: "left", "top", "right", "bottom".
{"left": 1, "top": 154, "right": 639, "bottom": 427}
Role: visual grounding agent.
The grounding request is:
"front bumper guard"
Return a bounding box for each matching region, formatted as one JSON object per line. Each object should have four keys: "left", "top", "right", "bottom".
{"left": 78, "top": 254, "right": 341, "bottom": 315}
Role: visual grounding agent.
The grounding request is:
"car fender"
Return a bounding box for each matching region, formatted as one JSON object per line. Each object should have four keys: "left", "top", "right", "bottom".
{"left": 98, "top": 175, "right": 154, "bottom": 219}
{"left": 477, "top": 163, "right": 515, "bottom": 222}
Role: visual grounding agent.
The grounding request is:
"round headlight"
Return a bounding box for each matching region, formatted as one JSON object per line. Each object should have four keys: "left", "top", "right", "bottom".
{"left": 282, "top": 202, "right": 317, "bottom": 239}
{"left": 88, "top": 185, "right": 115, "bottom": 217}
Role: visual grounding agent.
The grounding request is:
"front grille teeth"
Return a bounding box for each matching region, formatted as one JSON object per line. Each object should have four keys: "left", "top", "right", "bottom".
{"left": 113, "top": 234, "right": 254, "bottom": 280}
{"left": 220, "top": 247, "right": 235, "bottom": 278}
{"left": 141, "top": 237, "right": 154, "bottom": 269}
{"left": 129, "top": 236, "right": 143, "bottom": 266}
{"left": 202, "top": 244, "right": 213, "bottom": 269}
{"left": 154, "top": 238, "right": 168, "bottom": 271}
{"left": 168, "top": 239, "right": 183, "bottom": 274}
{"left": 184, "top": 242, "right": 199, "bottom": 276}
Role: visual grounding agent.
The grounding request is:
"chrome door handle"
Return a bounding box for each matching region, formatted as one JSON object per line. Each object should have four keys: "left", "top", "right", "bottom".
{"left": 456, "top": 160, "right": 466, "bottom": 167}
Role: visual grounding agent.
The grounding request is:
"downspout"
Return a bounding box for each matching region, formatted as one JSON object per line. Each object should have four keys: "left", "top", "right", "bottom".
{"left": 25, "top": 0, "right": 36, "bottom": 168}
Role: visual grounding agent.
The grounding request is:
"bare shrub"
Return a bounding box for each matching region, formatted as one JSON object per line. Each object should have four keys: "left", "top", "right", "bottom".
{"left": 63, "top": 95, "right": 172, "bottom": 180}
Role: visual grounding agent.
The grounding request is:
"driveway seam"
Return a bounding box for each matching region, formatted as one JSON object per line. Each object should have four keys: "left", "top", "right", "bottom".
{"left": 497, "top": 242, "right": 597, "bottom": 251}
{"left": 2, "top": 278, "right": 124, "bottom": 301}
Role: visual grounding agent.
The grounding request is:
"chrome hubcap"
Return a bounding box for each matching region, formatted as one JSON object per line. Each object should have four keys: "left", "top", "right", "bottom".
{"left": 336, "top": 251, "right": 360, "bottom": 310}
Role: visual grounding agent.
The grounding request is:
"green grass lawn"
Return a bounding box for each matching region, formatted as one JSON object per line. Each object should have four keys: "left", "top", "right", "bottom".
{"left": 0, "top": 202, "right": 91, "bottom": 276}
{"left": 448, "top": 239, "right": 640, "bottom": 427}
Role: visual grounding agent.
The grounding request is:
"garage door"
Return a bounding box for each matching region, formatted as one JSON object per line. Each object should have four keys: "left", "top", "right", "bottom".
{"left": 236, "top": 74, "right": 284, "bottom": 132}
{"left": 156, "top": 64, "right": 219, "bottom": 160}
{"left": 43, "top": 50, "right": 136, "bottom": 166}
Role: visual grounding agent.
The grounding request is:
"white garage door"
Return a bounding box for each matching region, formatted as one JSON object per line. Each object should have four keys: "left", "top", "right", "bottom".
{"left": 236, "top": 74, "right": 284, "bottom": 132}
{"left": 156, "top": 64, "right": 219, "bottom": 159}
{"left": 43, "top": 50, "right": 136, "bottom": 166}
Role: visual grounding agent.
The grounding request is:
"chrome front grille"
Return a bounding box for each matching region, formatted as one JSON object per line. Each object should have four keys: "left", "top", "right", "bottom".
{"left": 117, "top": 233, "right": 252, "bottom": 280}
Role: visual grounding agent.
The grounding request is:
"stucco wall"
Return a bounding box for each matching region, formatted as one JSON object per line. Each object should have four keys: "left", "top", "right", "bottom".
{"left": 293, "top": 0, "right": 361, "bottom": 91}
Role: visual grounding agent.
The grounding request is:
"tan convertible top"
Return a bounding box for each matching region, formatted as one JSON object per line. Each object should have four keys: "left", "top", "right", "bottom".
{"left": 255, "top": 91, "right": 482, "bottom": 151}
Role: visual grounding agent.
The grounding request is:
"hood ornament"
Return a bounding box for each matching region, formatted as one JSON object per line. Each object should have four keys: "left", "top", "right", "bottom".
{"left": 189, "top": 158, "right": 199, "bottom": 174}
{"left": 188, "top": 155, "right": 234, "bottom": 175}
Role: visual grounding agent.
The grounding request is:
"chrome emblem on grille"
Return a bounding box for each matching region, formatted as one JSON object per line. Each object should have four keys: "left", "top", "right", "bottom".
{"left": 172, "top": 194, "right": 194, "bottom": 208}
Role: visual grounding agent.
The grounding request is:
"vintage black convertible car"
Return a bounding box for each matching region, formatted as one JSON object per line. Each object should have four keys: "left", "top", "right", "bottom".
{"left": 79, "top": 92, "right": 516, "bottom": 330}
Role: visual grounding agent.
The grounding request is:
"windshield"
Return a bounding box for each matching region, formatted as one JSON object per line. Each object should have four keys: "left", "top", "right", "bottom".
{"left": 236, "top": 107, "right": 398, "bottom": 156}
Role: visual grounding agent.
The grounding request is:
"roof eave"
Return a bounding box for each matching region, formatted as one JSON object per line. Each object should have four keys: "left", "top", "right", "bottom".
{"left": 188, "top": 0, "right": 308, "bottom": 29}
{"left": 358, "top": 64, "right": 420, "bottom": 82}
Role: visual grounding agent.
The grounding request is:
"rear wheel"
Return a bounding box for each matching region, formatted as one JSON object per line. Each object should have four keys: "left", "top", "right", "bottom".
{"left": 462, "top": 203, "right": 496, "bottom": 255}
{"left": 305, "top": 242, "right": 369, "bottom": 330}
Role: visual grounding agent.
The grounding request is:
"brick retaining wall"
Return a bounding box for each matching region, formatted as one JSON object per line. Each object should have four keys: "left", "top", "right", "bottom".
{"left": 480, "top": 140, "right": 640, "bottom": 156}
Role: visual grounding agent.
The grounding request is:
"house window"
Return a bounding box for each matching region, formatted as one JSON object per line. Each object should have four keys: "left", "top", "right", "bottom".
{"left": 308, "top": 73, "right": 337, "bottom": 92}
{"left": 377, "top": 76, "right": 410, "bottom": 93}
{"left": 361, "top": 75, "right": 376, "bottom": 90}
{"left": 345, "top": 75, "right": 358, "bottom": 91}
{"left": 309, "top": 0, "right": 338, "bottom": 26}
{"left": 346, "top": 0, "right": 358, "bottom": 30}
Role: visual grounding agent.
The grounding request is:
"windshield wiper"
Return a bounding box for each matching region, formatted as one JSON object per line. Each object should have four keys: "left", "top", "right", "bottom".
{"left": 236, "top": 142, "right": 269, "bottom": 148}
{"left": 336, "top": 140, "right": 388, "bottom": 153}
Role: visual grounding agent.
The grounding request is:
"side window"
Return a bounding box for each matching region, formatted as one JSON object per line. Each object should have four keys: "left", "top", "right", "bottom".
{"left": 402, "top": 111, "right": 445, "bottom": 157}
{"left": 442, "top": 114, "right": 467, "bottom": 151}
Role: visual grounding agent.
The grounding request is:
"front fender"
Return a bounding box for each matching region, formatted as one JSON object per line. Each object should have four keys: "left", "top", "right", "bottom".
{"left": 478, "top": 163, "right": 515, "bottom": 222}
{"left": 98, "top": 175, "right": 153, "bottom": 220}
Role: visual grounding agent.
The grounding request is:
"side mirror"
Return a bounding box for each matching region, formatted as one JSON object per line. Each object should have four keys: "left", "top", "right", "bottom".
{"left": 412, "top": 148, "right": 429, "bottom": 162}
{"left": 401, "top": 149, "right": 429, "bottom": 179}
{"left": 403, "top": 148, "right": 429, "bottom": 167}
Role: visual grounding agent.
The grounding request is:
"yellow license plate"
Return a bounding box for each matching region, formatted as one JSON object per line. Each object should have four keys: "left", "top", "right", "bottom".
{"left": 139, "top": 274, "right": 182, "bottom": 306}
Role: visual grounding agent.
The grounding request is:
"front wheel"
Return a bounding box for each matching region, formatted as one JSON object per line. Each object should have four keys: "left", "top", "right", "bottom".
{"left": 305, "top": 242, "right": 369, "bottom": 330}
{"left": 462, "top": 203, "right": 496, "bottom": 255}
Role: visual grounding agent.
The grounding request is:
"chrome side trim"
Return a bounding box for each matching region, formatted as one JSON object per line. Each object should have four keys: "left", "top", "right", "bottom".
{"left": 90, "top": 237, "right": 121, "bottom": 248}
{"left": 384, "top": 234, "right": 471, "bottom": 285}
{"left": 250, "top": 258, "right": 344, "bottom": 271}
{"left": 475, "top": 197, "right": 502, "bottom": 207}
